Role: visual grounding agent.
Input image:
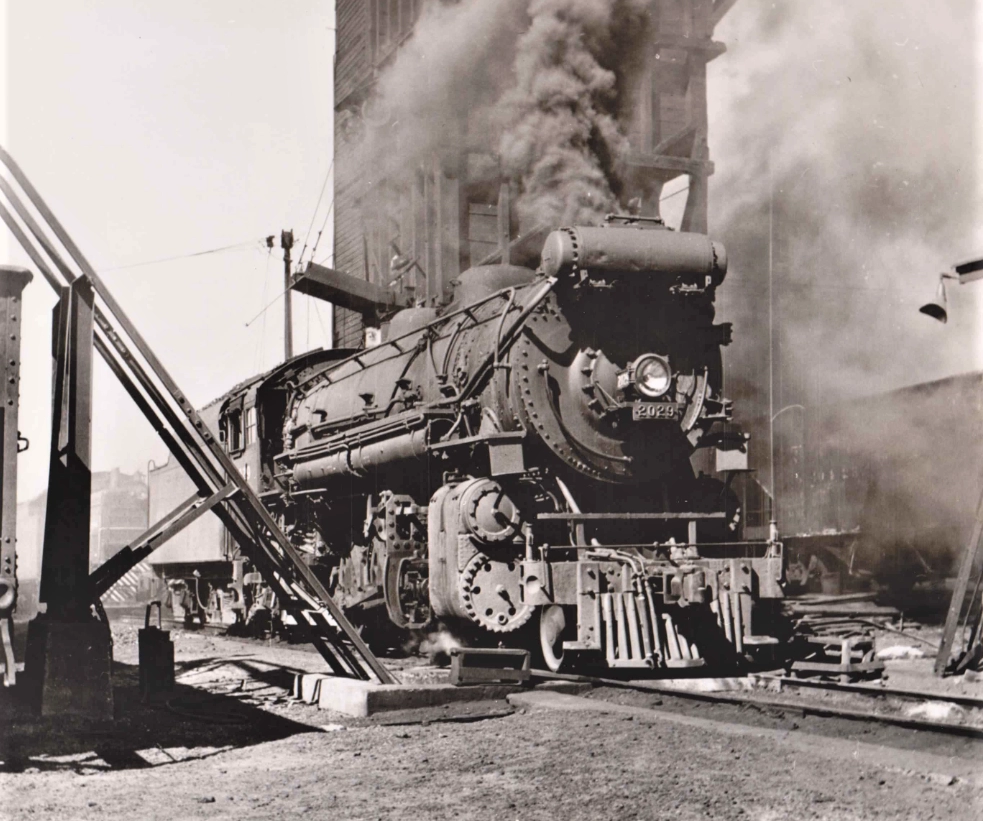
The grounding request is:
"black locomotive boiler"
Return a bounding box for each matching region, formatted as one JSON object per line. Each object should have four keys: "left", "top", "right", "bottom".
{"left": 149, "top": 218, "right": 785, "bottom": 673}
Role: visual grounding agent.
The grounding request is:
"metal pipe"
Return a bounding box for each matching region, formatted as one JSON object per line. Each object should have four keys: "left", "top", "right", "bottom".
{"left": 624, "top": 592, "right": 642, "bottom": 661}
{"left": 601, "top": 593, "right": 616, "bottom": 667}
{"left": 645, "top": 579, "right": 664, "bottom": 664}
{"left": 732, "top": 591, "right": 745, "bottom": 653}
{"left": 614, "top": 592, "right": 630, "bottom": 661}
{"left": 292, "top": 428, "right": 430, "bottom": 487}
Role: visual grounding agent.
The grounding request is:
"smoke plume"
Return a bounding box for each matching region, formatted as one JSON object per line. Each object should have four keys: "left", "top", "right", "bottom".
{"left": 364, "top": 0, "right": 652, "bottom": 230}
{"left": 709, "top": 0, "right": 981, "bottom": 403}
{"left": 498, "top": 0, "right": 651, "bottom": 227}
{"left": 417, "top": 628, "right": 464, "bottom": 665}
{"left": 365, "top": 0, "right": 522, "bottom": 178}
{"left": 707, "top": 2, "right": 981, "bottom": 564}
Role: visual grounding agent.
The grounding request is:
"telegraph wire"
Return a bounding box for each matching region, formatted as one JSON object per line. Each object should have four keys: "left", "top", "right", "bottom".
{"left": 102, "top": 239, "right": 266, "bottom": 272}
{"left": 298, "top": 159, "right": 334, "bottom": 268}
{"left": 307, "top": 197, "right": 335, "bottom": 266}
{"left": 660, "top": 186, "right": 689, "bottom": 203}
{"left": 244, "top": 285, "right": 291, "bottom": 328}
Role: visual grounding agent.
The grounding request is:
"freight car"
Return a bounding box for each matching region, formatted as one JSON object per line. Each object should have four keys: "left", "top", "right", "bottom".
{"left": 149, "top": 218, "right": 786, "bottom": 673}
{"left": 774, "top": 372, "right": 983, "bottom": 595}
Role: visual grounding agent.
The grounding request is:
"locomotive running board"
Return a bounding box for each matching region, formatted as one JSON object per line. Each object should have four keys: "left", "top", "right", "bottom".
{"left": 0, "top": 146, "right": 396, "bottom": 685}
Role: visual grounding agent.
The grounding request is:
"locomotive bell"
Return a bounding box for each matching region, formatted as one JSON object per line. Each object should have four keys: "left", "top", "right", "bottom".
{"left": 540, "top": 226, "right": 727, "bottom": 284}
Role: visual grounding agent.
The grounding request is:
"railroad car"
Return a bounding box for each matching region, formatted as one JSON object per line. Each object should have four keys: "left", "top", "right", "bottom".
{"left": 149, "top": 218, "right": 786, "bottom": 673}
{"left": 774, "top": 372, "right": 983, "bottom": 594}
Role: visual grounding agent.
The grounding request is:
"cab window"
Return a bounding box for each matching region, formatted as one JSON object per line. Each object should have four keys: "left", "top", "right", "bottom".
{"left": 245, "top": 407, "right": 258, "bottom": 446}
{"left": 227, "top": 411, "right": 243, "bottom": 452}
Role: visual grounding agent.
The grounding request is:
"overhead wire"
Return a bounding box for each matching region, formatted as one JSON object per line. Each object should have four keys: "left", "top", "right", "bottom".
{"left": 297, "top": 159, "right": 334, "bottom": 268}
{"left": 307, "top": 197, "right": 335, "bottom": 268}
{"left": 660, "top": 186, "right": 689, "bottom": 203}
{"left": 102, "top": 239, "right": 267, "bottom": 271}
{"left": 294, "top": 156, "right": 337, "bottom": 350}
{"left": 244, "top": 284, "right": 291, "bottom": 328}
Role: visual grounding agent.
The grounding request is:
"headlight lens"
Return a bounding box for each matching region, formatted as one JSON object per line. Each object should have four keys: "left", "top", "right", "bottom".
{"left": 634, "top": 355, "right": 672, "bottom": 398}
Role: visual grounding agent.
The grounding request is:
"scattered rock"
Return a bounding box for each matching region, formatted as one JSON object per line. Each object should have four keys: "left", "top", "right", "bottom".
{"left": 876, "top": 645, "right": 926, "bottom": 660}
{"left": 903, "top": 701, "right": 964, "bottom": 721}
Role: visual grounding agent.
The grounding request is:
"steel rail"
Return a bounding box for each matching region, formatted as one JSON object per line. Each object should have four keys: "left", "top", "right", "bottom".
{"left": 530, "top": 669, "right": 983, "bottom": 740}
{"left": 752, "top": 673, "right": 983, "bottom": 711}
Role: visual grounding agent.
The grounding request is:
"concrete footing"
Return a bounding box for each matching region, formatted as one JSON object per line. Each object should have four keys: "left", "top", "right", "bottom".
{"left": 24, "top": 618, "right": 114, "bottom": 719}
{"left": 293, "top": 672, "right": 590, "bottom": 718}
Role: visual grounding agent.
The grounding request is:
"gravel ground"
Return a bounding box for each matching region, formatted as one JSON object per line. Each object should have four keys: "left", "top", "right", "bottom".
{"left": 0, "top": 619, "right": 980, "bottom": 820}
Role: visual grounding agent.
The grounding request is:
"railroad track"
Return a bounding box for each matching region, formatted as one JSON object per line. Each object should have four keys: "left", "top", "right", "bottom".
{"left": 110, "top": 610, "right": 262, "bottom": 639}
{"left": 531, "top": 669, "right": 983, "bottom": 740}
{"left": 109, "top": 606, "right": 983, "bottom": 738}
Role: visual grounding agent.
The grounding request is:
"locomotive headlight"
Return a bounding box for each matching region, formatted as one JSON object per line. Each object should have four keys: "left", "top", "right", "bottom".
{"left": 633, "top": 354, "right": 672, "bottom": 398}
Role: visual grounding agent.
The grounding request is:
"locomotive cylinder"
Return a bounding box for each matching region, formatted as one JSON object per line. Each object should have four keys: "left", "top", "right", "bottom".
{"left": 540, "top": 226, "right": 727, "bottom": 282}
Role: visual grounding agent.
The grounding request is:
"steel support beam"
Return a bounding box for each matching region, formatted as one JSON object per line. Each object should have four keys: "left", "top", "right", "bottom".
{"left": 38, "top": 278, "right": 95, "bottom": 618}
{"left": 25, "top": 276, "right": 113, "bottom": 717}
{"left": 0, "top": 266, "right": 31, "bottom": 686}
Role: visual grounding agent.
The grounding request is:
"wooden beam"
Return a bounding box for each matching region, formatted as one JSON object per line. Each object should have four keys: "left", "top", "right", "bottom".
{"left": 622, "top": 151, "right": 715, "bottom": 176}
{"left": 292, "top": 262, "right": 408, "bottom": 315}
{"left": 654, "top": 35, "right": 727, "bottom": 58}
{"left": 497, "top": 182, "right": 511, "bottom": 264}
{"left": 433, "top": 151, "right": 461, "bottom": 303}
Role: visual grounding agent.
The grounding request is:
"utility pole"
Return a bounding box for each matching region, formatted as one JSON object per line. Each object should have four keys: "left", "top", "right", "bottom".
{"left": 281, "top": 229, "right": 294, "bottom": 361}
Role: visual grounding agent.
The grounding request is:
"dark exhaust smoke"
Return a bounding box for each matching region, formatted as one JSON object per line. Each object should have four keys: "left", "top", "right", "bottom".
{"left": 364, "top": 0, "right": 653, "bottom": 231}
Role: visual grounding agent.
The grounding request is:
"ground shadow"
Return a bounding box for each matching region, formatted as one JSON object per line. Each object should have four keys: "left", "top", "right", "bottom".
{"left": 0, "top": 658, "right": 321, "bottom": 774}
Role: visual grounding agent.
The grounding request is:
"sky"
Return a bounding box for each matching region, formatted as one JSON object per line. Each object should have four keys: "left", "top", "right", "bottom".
{"left": 2, "top": 0, "right": 336, "bottom": 501}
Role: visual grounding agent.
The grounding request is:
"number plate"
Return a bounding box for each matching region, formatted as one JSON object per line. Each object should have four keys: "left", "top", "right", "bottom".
{"left": 632, "top": 402, "right": 680, "bottom": 421}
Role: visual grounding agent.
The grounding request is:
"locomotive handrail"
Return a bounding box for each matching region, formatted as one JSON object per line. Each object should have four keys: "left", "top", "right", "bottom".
{"left": 458, "top": 276, "right": 557, "bottom": 401}
{"left": 540, "top": 541, "right": 776, "bottom": 550}
{"left": 284, "top": 282, "right": 552, "bottom": 460}
{"left": 284, "top": 408, "right": 455, "bottom": 463}
{"left": 291, "top": 285, "right": 525, "bottom": 397}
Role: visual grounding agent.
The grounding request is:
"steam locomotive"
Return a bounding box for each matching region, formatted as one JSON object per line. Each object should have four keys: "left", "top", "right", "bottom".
{"left": 148, "top": 218, "right": 786, "bottom": 673}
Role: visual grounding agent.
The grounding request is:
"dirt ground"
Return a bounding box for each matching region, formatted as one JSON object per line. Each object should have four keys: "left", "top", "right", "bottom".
{"left": 1, "top": 620, "right": 981, "bottom": 821}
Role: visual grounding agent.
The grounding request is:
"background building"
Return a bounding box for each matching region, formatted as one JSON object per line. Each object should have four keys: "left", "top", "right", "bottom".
{"left": 15, "top": 469, "right": 148, "bottom": 617}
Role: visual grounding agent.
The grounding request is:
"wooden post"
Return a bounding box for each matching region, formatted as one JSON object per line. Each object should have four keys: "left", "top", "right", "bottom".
{"left": 935, "top": 499, "right": 983, "bottom": 675}
{"left": 497, "top": 182, "right": 511, "bottom": 264}
{"left": 433, "top": 151, "right": 461, "bottom": 304}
